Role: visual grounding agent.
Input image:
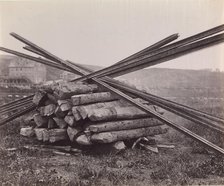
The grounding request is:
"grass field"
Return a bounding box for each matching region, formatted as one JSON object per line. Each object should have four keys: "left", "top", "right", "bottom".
{"left": 0, "top": 69, "right": 224, "bottom": 185}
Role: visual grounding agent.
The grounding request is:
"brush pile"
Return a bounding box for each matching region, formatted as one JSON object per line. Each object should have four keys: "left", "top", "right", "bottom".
{"left": 21, "top": 81, "right": 168, "bottom": 148}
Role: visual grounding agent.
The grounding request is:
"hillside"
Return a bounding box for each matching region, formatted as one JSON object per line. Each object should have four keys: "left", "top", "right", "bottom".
{"left": 120, "top": 68, "right": 224, "bottom": 100}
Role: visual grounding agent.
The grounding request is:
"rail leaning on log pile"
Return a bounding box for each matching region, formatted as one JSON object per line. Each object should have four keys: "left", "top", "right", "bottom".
{"left": 1, "top": 25, "right": 224, "bottom": 154}
{"left": 17, "top": 27, "right": 224, "bottom": 132}
{"left": 10, "top": 27, "right": 224, "bottom": 154}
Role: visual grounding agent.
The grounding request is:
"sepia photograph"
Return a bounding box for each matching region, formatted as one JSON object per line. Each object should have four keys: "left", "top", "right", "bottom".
{"left": 0, "top": 0, "right": 224, "bottom": 185}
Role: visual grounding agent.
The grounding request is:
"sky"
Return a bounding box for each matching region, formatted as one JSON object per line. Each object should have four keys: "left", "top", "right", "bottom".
{"left": 0, "top": 0, "right": 224, "bottom": 71}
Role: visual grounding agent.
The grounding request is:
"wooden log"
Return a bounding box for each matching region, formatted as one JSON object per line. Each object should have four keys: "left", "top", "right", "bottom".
{"left": 71, "top": 92, "right": 118, "bottom": 106}
{"left": 64, "top": 115, "right": 76, "bottom": 127}
{"left": 88, "top": 106, "right": 151, "bottom": 121}
{"left": 32, "top": 90, "right": 47, "bottom": 106}
{"left": 91, "top": 126, "right": 168, "bottom": 143}
{"left": 34, "top": 128, "right": 45, "bottom": 141}
{"left": 33, "top": 113, "right": 48, "bottom": 127}
{"left": 67, "top": 126, "right": 82, "bottom": 142}
{"left": 74, "top": 100, "right": 131, "bottom": 120}
{"left": 47, "top": 93, "right": 58, "bottom": 104}
{"left": 39, "top": 104, "right": 56, "bottom": 116}
{"left": 54, "top": 83, "right": 98, "bottom": 99}
{"left": 42, "top": 129, "right": 49, "bottom": 142}
{"left": 54, "top": 106, "right": 67, "bottom": 118}
{"left": 76, "top": 134, "right": 93, "bottom": 145}
{"left": 67, "top": 110, "right": 73, "bottom": 116}
{"left": 72, "top": 106, "right": 83, "bottom": 121}
{"left": 48, "top": 118, "right": 57, "bottom": 129}
{"left": 48, "top": 129, "right": 68, "bottom": 143}
{"left": 20, "top": 127, "right": 35, "bottom": 137}
{"left": 59, "top": 101, "right": 72, "bottom": 112}
{"left": 85, "top": 118, "right": 163, "bottom": 133}
{"left": 53, "top": 117, "right": 68, "bottom": 129}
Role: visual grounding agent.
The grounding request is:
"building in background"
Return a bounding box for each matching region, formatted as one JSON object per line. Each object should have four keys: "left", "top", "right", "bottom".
{"left": 8, "top": 57, "right": 46, "bottom": 84}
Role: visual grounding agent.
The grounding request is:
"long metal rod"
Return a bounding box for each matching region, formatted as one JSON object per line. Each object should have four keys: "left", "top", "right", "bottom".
{"left": 106, "top": 78, "right": 224, "bottom": 124}
{"left": 0, "top": 98, "right": 32, "bottom": 111}
{"left": 10, "top": 33, "right": 88, "bottom": 76}
{"left": 0, "top": 95, "right": 34, "bottom": 109}
{"left": 72, "top": 24, "right": 224, "bottom": 81}
{"left": 74, "top": 32, "right": 224, "bottom": 80}
{"left": 0, "top": 100, "right": 33, "bottom": 115}
{"left": 0, "top": 47, "right": 73, "bottom": 72}
{"left": 115, "top": 33, "right": 179, "bottom": 64}
{"left": 0, "top": 104, "right": 36, "bottom": 127}
{"left": 102, "top": 78, "right": 224, "bottom": 133}
{"left": 23, "top": 46, "right": 59, "bottom": 62}
{"left": 108, "top": 35, "right": 224, "bottom": 78}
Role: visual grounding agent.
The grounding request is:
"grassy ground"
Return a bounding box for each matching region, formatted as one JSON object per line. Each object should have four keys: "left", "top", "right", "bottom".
{"left": 0, "top": 97, "right": 224, "bottom": 186}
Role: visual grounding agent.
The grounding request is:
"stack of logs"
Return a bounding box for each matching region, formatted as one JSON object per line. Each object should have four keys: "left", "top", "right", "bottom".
{"left": 21, "top": 81, "right": 168, "bottom": 148}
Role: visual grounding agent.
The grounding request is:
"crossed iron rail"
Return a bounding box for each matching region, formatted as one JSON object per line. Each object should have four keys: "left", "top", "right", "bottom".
{"left": 0, "top": 24, "right": 224, "bottom": 154}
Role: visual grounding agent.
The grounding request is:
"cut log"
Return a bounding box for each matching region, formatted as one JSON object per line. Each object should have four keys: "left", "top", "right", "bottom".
{"left": 64, "top": 116, "right": 76, "bottom": 127}
{"left": 32, "top": 90, "right": 47, "bottom": 106}
{"left": 67, "top": 110, "right": 73, "bottom": 116}
{"left": 91, "top": 126, "right": 168, "bottom": 143}
{"left": 53, "top": 117, "right": 68, "bottom": 129}
{"left": 58, "top": 100, "right": 72, "bottom": 112}
{"left": 33, "top": 113, "right": 48, "bottom": 127}
{"left": 54, "top": 83, "right": 98, "bottom": 99}
{"left": 75, "top": 134, "right": 92, "bottom": 145}
{"left": 48, "top": 118, "right": 57, "bottom": 129}
{"left": 43, "top": 99, "right": 54, "bottom": 106}
{"left": 85, "top": 118, "right": 163, "bottom": 133}
{"left": 34, "top": 128, "right": 46, "bottom": 141}
{"left": 74, "top": 100, "right": 130, "bottom": 120}
{"left": 54, "top": 106, "right": 67, "bottom": 118}
{"left": 67, "top": 126, "right": 82, "bottom": 142}
{"left": 72, "top": 106, "right": 83, "bottom": 121}
{"left": 48, "top": 129, "right": 68, "bottom": 143}
{"left": 42, "top": 129, "right": 49, "bottom": 142}
{"left": 47, "top": 93, "right": 58, "bottom": 104}
{"left": 71, "top": 92, "right": 118, "bottom": 106}
{"left": 39, "top": 104, "right": 56, "bottom": 116}
{"left": 20, "top": 127, "right": 35, "bottom": 137}
{"left": 88, "top": 106, "right": 152, "bottom": 121}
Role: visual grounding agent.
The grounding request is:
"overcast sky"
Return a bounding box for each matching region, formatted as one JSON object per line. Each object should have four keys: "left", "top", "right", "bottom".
{"left": 0, "top": 0, "right": 223, "bottom": 70}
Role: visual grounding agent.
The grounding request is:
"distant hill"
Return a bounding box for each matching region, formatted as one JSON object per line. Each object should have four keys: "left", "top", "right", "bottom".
{"left": 119, "top": 68, "right": 224, "bottom": 99}
{"left": 120, "top": 68, "right": 224, "bottom": 89}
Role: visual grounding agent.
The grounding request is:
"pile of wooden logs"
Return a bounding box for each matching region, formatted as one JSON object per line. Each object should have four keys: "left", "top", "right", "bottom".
{"left": 21, "top": 81, "right": 168, "bottom": 148}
